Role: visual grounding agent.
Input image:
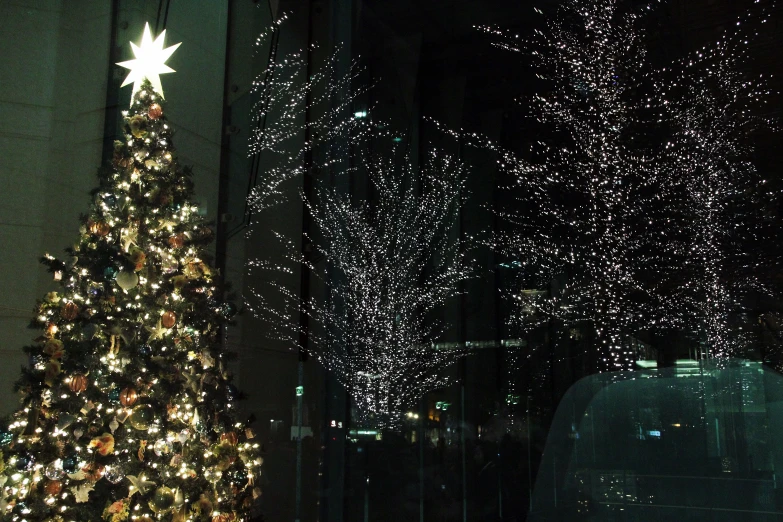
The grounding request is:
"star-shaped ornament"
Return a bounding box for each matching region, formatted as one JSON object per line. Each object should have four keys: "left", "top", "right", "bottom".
{"left": 117, "top": 22, "right": 181, "bottom": 103}
{"left": 121, "top": 227, "right": 139, "bottom": 252}
{"left": 183, "top": 366, "right": 202, "bottom": 393}
{"left": 146, "top": 318, "right": 168, "bottom": 341}
{"left": 127, "top": 474, "right": 156, "bottom": 497}
{"left": 156, "top": 218, "right": 177, "bottom": 231}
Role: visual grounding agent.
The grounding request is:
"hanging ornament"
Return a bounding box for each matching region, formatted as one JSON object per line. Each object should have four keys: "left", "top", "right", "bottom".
{"left": 148, "top": 103, "right": 163, "bottom": 120}
{"left": 44, "top": 480, "right": 63, "bottom": 495}
{"left": 61, "top": 455, "right": 79, "bottom": 474}
{"left": 203, "top": 467, "right": 223, "bottom": 483}
{"left": 103, "top": 465, "right": 125, "bottom": 484}
{"left": 129, "top": 404, "right": 154, "bottom": 431}
{"left": 156, "top": 151, "right": 173, "bottom": 167}
{"left": 173, "top": 487, "right": 185, "bottom": 508}
{"left": 61, "top": 301, "right": 80, "bottom": 321}
{"left": 161, "top": 311, "right": 177, "bottom": 328}
{"left": 102, "top": 193, "right": 118, "bottom": 208}
{"left": 44, "top": 460, "right": 65, "bottom": 480}
{"left": 15, "top": 453, "right": 35, "bottom": 471}
{"left": 120, "top": 387, "right": 139, "bottom": 407}
{"left": 109, "top": 417, "right": 120, "bottom": 433}
{"left": 89, "top": 220, "right": 111, "bottom": 237}
{"left": 137, "top": 343, "right": 153, "bottom": 356}
{"left": 149, "top": 486, "right": 175, "bottom": 513}
{"left": 137, "top": 440, "right": 148, "bottom": 461}
{"left": 161, "top": 252, "right": 178, "bottom": 274}
{"left": 72, "top": 422, "right": 87, "bottom": 439}
{"left": 103, "top": 265, "right": 119, "bottom": 280}
{"left": 168, "top": 233, "right": 186, "bottom": 248}
{"left": 69, "top": 373, "right": 88, "bottom": 394}
{"left": 220, "top": 431, "right": 238, "bottom": 446}
{"left": 0, "top": 430, "right": 11, "bottom": 448}
{"left": 193, "top": 407, "right": 210, "bottom": 435}
{"left": 56, "top": 413, "right": 76, "bottom": 430}
{"left": 108, "top": 387, "right": 121, "bottom": 403}
{"left": 128, "top": 114, "right": 148, "bottom": 139}
{"left": 153, "top": 439, "right": 173, "bottom": 456}
{"left": 229, "top": 466, "right": 249, "bottom": 485}
{"left": 88, "top": 282, "right": 104, "bottom": 298}
{"left": 121, "top": 227, "right": 139, "bottom": 252}
{"left": 115, "top": 270, "right": 139, "bottom": 290}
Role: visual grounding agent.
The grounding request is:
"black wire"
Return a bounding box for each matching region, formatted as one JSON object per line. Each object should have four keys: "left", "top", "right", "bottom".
{"left": 154, "top": 0, "right": 163, "bottom": 33}
{"left": 162, "top": 0, "right": 171, "bottom": 31}
{"left": 226, "top": 0, "right": 281, "bottom": 239}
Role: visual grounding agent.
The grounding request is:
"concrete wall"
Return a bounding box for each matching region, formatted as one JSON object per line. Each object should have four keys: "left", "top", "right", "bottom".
{"left": 0, "top": 1, "right": 227, "bottom": 415}
{"left": 0, "top": 0, "right": 112, "bottom": 415}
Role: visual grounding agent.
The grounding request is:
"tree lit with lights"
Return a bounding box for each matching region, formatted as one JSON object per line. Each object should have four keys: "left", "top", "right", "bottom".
{"left": 651, "top": 2, "right": 777, "bottom": 358}
{"left": 250, "top": 150, "right": 475, "bottom": 427}
{"left": 474, "top": 0, "right": 777, "bottom": 369}
{"left": 0, "top": 25, "right": 262, "bottom": 522}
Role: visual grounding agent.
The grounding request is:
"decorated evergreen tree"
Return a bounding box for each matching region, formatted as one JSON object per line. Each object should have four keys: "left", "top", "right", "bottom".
{"left": 0, "top": 24, "right": 262, "bottom": 522}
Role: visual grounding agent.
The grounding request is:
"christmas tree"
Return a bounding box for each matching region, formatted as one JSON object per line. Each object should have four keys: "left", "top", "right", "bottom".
{"left": 0, "top": 24, "right": 262, "bottom": 522}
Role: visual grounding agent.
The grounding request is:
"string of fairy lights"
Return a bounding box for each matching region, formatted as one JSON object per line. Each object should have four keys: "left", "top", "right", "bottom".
{"left": 249, "top": 150, "right": 476, "bottom": 427}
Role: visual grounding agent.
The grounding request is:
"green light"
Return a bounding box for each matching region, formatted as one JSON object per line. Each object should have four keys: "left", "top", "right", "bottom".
{"left": 354, "top": 110, "right": 367, "bottom": 119}
{"left": 436, "top": 401, "right": 451, "bottom": 411}
{"left": 392, "top": 137, "right": 403, "bottom": 143}
{"left": 296, "top": 386, "right": 303, "bottom": 397}
{"left": 349, "top": 429, "right": 379, "bottom": 436}
{"left": 506, "top": 394, "right": 520, "bottom": 405}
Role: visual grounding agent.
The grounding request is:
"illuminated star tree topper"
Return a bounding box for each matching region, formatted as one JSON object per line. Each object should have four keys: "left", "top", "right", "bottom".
{"left": 117, "top": 22, "right": 181, "bottom": 103}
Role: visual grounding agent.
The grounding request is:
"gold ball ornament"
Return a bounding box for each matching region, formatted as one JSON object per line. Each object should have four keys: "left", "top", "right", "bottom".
{"left": 119, "top": 387, "right": 138, "bottom": 407}
{"left": 148, "top": 103, "right": 163, "bottom": 120}
{"left": 61, "top": 301, "right": 80, "bottom": 321}
{"left": 149, "top": 486, "right": 175, "bottom": 513}
{"left": 89, "top": 220, "right": 111, "bottom": 237}
{"left": 161, "top": 311, "right": 177, "bottom": 328}
{"left": 115, "top": 270, "right": 139, "bottom": 290}
{"left": 69, "top": 374, "right": 88, "bottom": 393}
{"left": 128, "top": 114, "right": 148, "bottom": 138}
{"left": 128, "top": 404, "right": 154, "bottom": 431}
